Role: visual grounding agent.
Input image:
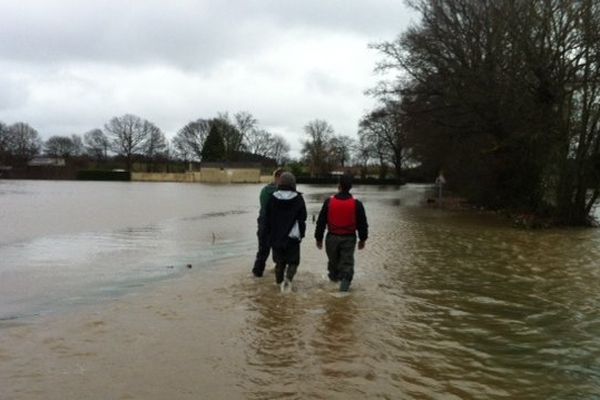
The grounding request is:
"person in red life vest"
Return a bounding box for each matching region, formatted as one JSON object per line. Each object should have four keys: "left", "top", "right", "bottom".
{"left": 260, "top": 172, "right": 307, "bottom": 292}
{"left": 314, "top": 174, "right": 368, "bottom": 292}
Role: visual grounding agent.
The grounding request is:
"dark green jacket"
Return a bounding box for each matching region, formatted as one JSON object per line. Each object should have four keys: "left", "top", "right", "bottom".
{"left": 259, "top": 183, "right": 277, "bottom": 217}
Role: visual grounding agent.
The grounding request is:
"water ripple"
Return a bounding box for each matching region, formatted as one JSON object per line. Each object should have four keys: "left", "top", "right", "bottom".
{"left": 3, "top": 183, "right": 600, "bottom": 398}
{"left": 216, "top": 189, "right": 600, "bottom": 399}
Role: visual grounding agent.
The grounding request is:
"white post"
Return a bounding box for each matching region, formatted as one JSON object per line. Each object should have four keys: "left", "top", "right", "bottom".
{"left": 435, "top": 173, "right": 446, "bottom": 207}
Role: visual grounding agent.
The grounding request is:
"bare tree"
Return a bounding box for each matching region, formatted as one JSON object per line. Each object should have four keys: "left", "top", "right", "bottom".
{"left": 172, "top": 119, "right": 211, "bottom": 161}
{"left": 329, "top": 135, "right": 354, "bottom": 169}
{"left": 6, "top": 122, "right": 42, "bottom": 163}
{"left": 0, "top": 122, "right": 8, "bottom": 163}
{"left": 84, "top": 129, "right": 110, "bottom": 161}
{"left": 358, "top": 116, "right": 390, "bottom": 178}
{"left": 163, "top": 142, "right": 177, "bottom": 169}
{"left": 233, "top": 111, "right": 258, "bottom": 151}
{"left": 555, "top": 0, "right": 600, "bottom": 223}
{"left": 71, "top": 134, "right": 83, "bottom": 157}
{"left": 142, "top": 121, "right": 167, "bottom": 171}
{"left": 171, "top": 135, "right": 192, "bottom": 162}
{"left": 45, "top": 135, "right": 79, "bottom": 158}
{"left": 353, "top": 135, "right": 374, "bottom": 179}
{"left": 302, "top": 119, "right": 334, "bottom": 177}
{"left": 215, "top": 112, "right": 244, "bottom": 159}
{"left": 244, "top": 128, "right": 291, "bottom": 164}
{"left": 371, "top": 0, "right": 600, "bottom": 223}
{"left": 245, "top": 128, "right": 273, "bottom": 156}
{"left": 270, "top": 134, "right": 291, "bottom": 165}
{"left": 358, "top": 101, "right": 405, "bottom": 178}
{"left": 104, "top": 114, "right": 149, "bottom": 171}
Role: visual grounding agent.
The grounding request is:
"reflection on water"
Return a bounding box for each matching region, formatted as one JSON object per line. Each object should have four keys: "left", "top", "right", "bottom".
{"left": 2, "top": 181, "right": 600, "bottom": 398}
{"left": 0, "top": 181, "right": 262, "bottom": 319}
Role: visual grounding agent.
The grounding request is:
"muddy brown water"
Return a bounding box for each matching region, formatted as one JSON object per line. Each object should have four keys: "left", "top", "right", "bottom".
{"left": 1, "top": 180, "right": 600, "bottom": 399}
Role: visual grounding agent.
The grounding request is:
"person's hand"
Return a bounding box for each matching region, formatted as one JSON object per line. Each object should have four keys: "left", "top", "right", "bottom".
{"left": 358, "top": 240, "right": 366, "bottom": 250}
{"left": 316, "top": 240, "right": 323, "bottom": 249}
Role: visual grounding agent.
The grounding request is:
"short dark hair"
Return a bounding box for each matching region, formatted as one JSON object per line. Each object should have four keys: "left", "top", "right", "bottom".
{"left": 278, "top": 172, "right": 296, "bottom": 190}
{"left": 339, "top": 174, "right": 353, "bottom": 192}
{"left": 273, "top": 168, "right": 284, "bottom": 178}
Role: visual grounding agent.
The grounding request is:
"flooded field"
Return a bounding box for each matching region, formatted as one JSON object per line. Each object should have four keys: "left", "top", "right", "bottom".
{"left": 1, "top": 180, "right": 600, "bottom": 399}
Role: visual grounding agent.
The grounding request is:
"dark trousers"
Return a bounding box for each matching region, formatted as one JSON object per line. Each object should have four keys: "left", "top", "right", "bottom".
{"left": 272, "top": 241, "right": 300, "bottom": 284}
{"left": 253, "top": 221, "right": 271, "bottom": 276}
{"left": 325, "top": 234, "right": 356, "bottom": 283}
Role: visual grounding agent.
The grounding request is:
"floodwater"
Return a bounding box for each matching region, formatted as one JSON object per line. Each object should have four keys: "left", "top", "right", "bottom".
{"left": 1, "top": 180, "right": 600, "bottom": 399}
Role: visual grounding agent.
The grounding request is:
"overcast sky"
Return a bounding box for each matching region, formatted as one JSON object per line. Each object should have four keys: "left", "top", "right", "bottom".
{"left": 0, "top": 0, "right": 416, "bottom": 156}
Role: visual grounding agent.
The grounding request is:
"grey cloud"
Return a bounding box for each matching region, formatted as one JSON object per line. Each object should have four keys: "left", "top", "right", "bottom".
{"left": 0, "top": 0, "right": 413, "bottom": 155}
{"left": 0, "top": 76, "right": 28, "bottom": 110}
{"left": 244, "top": 0, "right": 415, "bottom": 37}
{"left": 0, "top": 0, "right": 413, "bottom": 68}
{"left": 305, "top": 70, "right": 356, "bottom": 96}
{"left": 2, "top": 1, "right": 274, "bottom": 68}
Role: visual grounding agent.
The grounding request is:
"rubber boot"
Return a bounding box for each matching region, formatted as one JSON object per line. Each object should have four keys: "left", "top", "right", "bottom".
{"left": 275, "top": 264, "right": 285, "bottom": 284}
{"left": 340, "top": 279, "right": 351, "bottom": 292}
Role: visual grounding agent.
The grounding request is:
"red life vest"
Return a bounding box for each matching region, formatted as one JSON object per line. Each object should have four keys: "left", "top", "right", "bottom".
{"left": 327, "top": 195, "right": 357, "bottom": 235}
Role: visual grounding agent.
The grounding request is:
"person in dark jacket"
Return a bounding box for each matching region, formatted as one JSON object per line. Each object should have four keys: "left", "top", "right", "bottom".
{"left": 261, "top": 172, "right": 307, "bottom": 291}
{"left": 315, "top": 174, "right": 368, "bottom": 292}
{"left": 252, "top": 168, "right": 284, "bottom": 277}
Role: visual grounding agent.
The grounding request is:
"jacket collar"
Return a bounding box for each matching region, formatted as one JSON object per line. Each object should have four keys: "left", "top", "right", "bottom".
{"left": 273, "top": 190, "right": 298, "bottom": 200}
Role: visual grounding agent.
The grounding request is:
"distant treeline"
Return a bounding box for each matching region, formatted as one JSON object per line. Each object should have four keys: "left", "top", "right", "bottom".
{"left": 0, "top": 111, "right": 431, "bottom": 183}
{"left": 0, "top": 112, "right": 288, "bottom": 173}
